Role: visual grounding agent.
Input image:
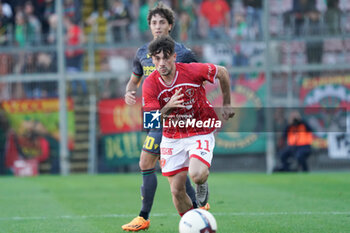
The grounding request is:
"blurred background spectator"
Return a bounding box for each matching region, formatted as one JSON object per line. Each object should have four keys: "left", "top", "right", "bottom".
{"left": 284, "top": 0, "right": 316, "bottom": 36}
{"left": 138, "top": 0, "right": 157, "bottom": 41}
{"left": 178, "top": 0, "right": 197, "bottom": 41}
{"left": 232, "top": 44, "right": 249, "bottom": 66}
{"left": 64, "top": 0, "right": 81, "bottom": 24}
{"left": 324, "top": 0, "right": 341, "bottom": 34}
{"left": 199, "top": 0, "right": 231, "bottom": 40}
{"left": 274, "top": 111, "right": 313, "bottom": 172}
{"left": 107, "top": 0, "right": 131, "bottom": 42}
{"left": 41, "top": 0, "right": 56, "bottom": 44}
{"left": 64, "top": 16, "right": 86, "bottom": 95}
{"left": 243, "top": 0, "right": 263, "bottom": 39}
{"left": 47, "top": 13, "right": 57, "bottom": 44}
{"left": 0, "top": 1, "right": 11, "bottom": 45}
{"left": 24, "top": 1, "right": 41, "bottom": 45}
{"left": 91, "top": 0, "right": 108, "bottom": 18}
{"left": 293, "top": 0, "right": 316, "bottom": 19}
{"left": 14, "top": 11, "right": 28, "bottom": 47}
{"left": 231, "top": 12, "right": 248, "bottom": 39}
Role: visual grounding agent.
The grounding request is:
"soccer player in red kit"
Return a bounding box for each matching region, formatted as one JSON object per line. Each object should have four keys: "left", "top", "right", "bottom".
{"left": 122, "top": 3, "right": 204, "bottom": 232}
{"left": 142, "top": 36, "right": 234, "bottom": 216}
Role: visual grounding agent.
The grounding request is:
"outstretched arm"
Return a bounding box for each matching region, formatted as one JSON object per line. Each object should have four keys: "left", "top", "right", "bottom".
{"left": 124, "top": 75, "right": 142, "bottom": 105}
{"left": 216, "top": 66, "right": 235, "bottom": 120}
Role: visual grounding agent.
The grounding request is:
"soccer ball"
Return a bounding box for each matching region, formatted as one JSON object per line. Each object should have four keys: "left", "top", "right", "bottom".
{"left": 179, "top": 209, "right": 217, "bottom": 233}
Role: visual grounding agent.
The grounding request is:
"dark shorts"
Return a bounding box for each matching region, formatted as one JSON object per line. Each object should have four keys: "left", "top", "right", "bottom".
{"left": 142, "top": 129, "right": 162, "bottom": 156}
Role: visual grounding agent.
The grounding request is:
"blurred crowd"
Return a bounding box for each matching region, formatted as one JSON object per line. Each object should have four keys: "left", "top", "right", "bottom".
{"left": 0, "top": 0, "right": 80, "bottom": 46}
{"left": 0, "top": 0, "right": 348, "bottom": 46}
{"left": 0, "top": 0, "right": 349, "bottom": 100}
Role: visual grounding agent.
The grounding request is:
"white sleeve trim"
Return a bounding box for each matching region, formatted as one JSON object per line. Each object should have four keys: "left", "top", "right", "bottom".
{"left": 213, "top": 65, "right": 219, "bottom": 84}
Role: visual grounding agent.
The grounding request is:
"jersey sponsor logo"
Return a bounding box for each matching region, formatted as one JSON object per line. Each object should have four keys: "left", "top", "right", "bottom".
{"left": 183, "top": 98, "right": 195, "bottom": 110}
{"left": 143, "top": 110, "right": 161, "bottom": 129}
{"left": 161, "top": 148, "right": 173, "bottom": 155}
{"left": 185, "top": 105, "right": 193, "bottom": 110}
{"left": 143, "top": 65, "right": 156, "bottom": 77}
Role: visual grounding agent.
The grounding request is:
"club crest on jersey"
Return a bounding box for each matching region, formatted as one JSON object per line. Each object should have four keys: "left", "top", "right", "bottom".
{"left": 185, "top": 88, "right": 194, "bottom": 97}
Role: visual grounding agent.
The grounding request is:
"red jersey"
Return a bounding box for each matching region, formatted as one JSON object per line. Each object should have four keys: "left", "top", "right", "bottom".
{"left": 65, "top": 25, "right": 84, "bottom": 57}
{"left": 200, "top": 0, "right": 230, "bottom": 27}
{"left": 142, "top": 63, "right": 219, "bottom": 139}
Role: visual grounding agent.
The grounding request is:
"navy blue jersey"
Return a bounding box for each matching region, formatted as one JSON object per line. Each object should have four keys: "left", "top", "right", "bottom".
{"left": 132, "top": 42, "right": 197, "bottom": 79}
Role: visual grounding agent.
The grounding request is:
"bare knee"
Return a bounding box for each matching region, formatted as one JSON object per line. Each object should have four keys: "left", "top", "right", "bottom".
{"left": 139, "top": 151, "right": 158, "bottom": 170}
{"left": 189, "top": 170, "right": 209, "bottom": 185}
{"left": 189, "top": 157, "right": 210, "bottom": 184}
{"left": 171, "top": 185, "right": 187, "bottom": 200}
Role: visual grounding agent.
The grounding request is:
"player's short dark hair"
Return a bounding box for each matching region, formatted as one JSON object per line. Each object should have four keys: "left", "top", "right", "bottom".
{"left": 148, "top": 35, "right": 175, "bottom": 58}
{"left": 147, "top": 2, "right": 175, "bottom": 27}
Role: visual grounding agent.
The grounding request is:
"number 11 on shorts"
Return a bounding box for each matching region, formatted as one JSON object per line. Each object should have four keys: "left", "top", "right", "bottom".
{"left": 196, "top": 140, "right": 210, "bottom": 152}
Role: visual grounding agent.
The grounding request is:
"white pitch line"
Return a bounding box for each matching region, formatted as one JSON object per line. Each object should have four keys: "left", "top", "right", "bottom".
{"left": 1, "top": 211, "right": 350, "bottom": 221}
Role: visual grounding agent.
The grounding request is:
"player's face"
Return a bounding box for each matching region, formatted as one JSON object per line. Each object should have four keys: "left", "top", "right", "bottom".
{"left": 150, "top": 14, "right": 172, "bottom": 38}
{"left": 152, "top": 51, "right": 176, "bottom": 77}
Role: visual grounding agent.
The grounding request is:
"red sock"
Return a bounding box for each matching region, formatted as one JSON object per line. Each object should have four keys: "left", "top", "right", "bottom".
{"left": 179, "top": 206, "right": 194, "bottom": 217}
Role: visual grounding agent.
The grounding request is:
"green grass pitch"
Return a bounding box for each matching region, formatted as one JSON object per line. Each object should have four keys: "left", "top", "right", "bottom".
{"left": 0, "top": 172, "right": 349, "bottom": 233}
